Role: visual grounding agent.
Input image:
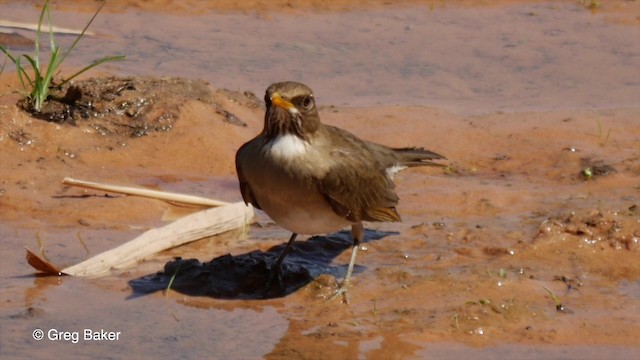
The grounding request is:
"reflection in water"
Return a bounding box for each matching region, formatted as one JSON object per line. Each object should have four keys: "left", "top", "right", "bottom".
{"left": 267, "top": 319, "right": 423, "bottom": 359}
{"left": 23, "top": 275, "right": 65, "bottom": 310}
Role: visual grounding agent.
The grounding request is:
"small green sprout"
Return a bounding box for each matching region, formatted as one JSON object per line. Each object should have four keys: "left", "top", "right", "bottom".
{"left": 543, "top": 286, "right": 564, "bottom": 312}
{"left": 0, "top": 0, "right": 125, "bottom": 112}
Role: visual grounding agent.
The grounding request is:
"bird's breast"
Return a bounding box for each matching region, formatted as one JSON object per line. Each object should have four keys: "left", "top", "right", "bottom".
{"left": 239, "top": 137, "right": 349, "bottom": 235}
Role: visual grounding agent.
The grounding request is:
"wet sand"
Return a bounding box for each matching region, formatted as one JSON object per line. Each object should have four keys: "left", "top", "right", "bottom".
{"left": 1, "top": 1, "right": 639, "bottom": 359}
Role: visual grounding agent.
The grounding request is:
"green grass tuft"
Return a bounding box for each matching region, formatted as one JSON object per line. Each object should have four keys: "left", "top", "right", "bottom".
{"left": 0, "top": 0, "right": 125, "bottom": 112}
{"left": 595, "top": 118, "right": 612, "bottom": 147}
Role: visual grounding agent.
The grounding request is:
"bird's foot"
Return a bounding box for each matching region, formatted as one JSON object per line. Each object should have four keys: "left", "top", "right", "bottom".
{"left": 265, "top": 263, "right": 285, "bottom": 292}
{"left": 327, "top": 280, "right": 350, "bottom": 304}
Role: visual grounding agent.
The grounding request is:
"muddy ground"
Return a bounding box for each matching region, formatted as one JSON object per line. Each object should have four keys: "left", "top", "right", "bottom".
{"left": 1, "top": 0, "right": 639, "bottom": 359}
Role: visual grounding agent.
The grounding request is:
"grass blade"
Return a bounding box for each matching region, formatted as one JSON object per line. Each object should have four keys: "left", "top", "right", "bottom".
{"left": 0, "top": 52, "right": 6, "bottom": 75}
{"left": 58, "top": 1, "right": 106, "bottom": 65}
{"left": 33, "top": 0, "right": 50, "bottom": 75}
{"left": 37, "top": 47, "right": 61, "bottom": 110}
{"left": 61, "top": 55, "right": 126, "bottom": 86}
{"left": 19, "top": 54, "right": 40, "bottom": 92}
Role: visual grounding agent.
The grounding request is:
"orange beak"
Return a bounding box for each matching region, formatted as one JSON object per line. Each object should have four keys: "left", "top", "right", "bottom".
{"left": 270, "top": 92, "right": 298, "bottom": 114}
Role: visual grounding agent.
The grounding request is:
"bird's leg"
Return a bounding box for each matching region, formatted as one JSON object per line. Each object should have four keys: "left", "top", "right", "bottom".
{"left": 331, "top": 222, "right": 364, "bottom": 304}
{"left": 274, "top": 232, "right": 298, "bottom": 270}
{"left": 266, "top": 232, "right": 298, "bottom": 289}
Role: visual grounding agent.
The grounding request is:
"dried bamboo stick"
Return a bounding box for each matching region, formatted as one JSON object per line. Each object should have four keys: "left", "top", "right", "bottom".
{"left": 58, "top": 201, "right": 254, "bottom": 277}
{"left": 62, "top": 177, "right": 230, "bottom": 207}
{"left": 0, "top": 20, "right": 95, "bottom": 35}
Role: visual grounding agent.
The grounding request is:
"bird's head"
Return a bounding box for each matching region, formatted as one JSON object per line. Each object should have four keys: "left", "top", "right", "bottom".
{"left": 263, "top": 81, "right": 321, "bottom": 140}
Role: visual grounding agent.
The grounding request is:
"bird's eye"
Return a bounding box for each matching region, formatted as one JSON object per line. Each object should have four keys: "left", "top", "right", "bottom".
{"left": 300, "top": 95, "right": 314, "bottom": 111}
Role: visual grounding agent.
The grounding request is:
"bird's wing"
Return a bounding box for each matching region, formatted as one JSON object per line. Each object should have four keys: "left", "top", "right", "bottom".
{"left": 318, "top": 126, "right": 401, "bottom": 223}
{"left": 236, "top": 142, "right": 262, "bottom": 210}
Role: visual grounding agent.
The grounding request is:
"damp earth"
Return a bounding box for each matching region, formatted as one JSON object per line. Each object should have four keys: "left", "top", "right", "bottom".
{"left": 1, "top": 0, "right": 639, "bottom": 359}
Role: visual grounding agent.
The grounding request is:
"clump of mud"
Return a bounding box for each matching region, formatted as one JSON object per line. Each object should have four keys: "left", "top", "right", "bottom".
{"left": 212, "top": 88, "right": 262, "bottom": 127}
{"left": 22, "top": 76, "right": 214, "bottom": 137}
{"left": 537, "top": 206, "right": 639, "bottom": 251}
{"left": 579, "top": 157, "right": 617, "bottom": 180}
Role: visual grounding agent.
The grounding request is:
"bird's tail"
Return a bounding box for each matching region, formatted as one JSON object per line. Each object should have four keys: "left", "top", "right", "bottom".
{"left": 393, "top": 147, "right": 447, "bottom": 167}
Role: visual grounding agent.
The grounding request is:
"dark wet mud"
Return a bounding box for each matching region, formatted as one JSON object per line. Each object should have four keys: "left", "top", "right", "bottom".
{"left": 26, "top": 76, "right": 214, "bottom": 136}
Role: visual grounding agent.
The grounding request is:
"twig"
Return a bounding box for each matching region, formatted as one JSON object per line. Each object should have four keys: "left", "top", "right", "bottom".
{"left": 62, "top": 177, "right": 230, "bottom": 207}
{"left": 0, "top": 20, "right": 95, "bottom": 35}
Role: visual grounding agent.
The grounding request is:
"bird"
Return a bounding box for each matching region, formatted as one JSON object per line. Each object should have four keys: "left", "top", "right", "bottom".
{"left": 235, "top": 81, "right": 445, "bottom": 302}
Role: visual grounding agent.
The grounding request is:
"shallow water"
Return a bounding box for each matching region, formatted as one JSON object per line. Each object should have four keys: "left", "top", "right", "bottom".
{"left": 2, "top": 1, "right": 639, "bottom": 114}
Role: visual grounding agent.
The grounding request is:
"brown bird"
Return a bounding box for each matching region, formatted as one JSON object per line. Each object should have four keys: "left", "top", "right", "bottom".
{"left": 236, "top": 81, "right": 445, "bottom": 302}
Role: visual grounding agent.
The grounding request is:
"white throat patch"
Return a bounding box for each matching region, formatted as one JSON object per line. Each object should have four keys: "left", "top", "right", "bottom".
{"left": 267, "top": 134, "right": 309, "bottom": 160}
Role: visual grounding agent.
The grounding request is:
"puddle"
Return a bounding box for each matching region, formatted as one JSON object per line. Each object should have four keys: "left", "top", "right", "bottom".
{"left": 2, "top": 1, "right": 639, "bottom": 114}
{"left": 3, "top": 273, "right": 288, "bottom": 358}
{"left": 414, "top": 343, "right": 640, "bottom": 360}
